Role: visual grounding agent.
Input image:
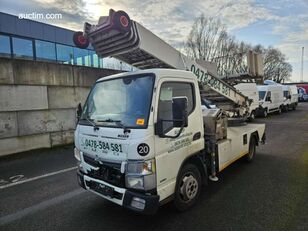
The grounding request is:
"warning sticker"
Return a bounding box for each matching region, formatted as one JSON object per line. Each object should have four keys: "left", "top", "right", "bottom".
{"left": 136, "top": 118, "right": 145, "bottom": 125}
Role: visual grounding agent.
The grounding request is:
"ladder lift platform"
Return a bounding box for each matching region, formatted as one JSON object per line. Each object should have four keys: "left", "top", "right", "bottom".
{"left": 74, "top": 9, "right": 251, "bottom": 116}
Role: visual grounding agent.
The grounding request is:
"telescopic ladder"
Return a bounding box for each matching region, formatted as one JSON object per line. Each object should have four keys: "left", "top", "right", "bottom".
{"left": 74, "top": 9, "right": 251, "bottom": 116}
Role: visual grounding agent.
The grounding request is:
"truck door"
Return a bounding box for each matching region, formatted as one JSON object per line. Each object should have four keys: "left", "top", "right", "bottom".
{"left": 154, "top": 79, "right": 203, "bottom": 201}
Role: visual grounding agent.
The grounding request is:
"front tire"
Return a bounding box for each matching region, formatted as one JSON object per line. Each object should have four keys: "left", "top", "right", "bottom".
{"left": 248, "top": 111, "right": 255, "bottom": 122}
{"left": 277, "top": 106, "right": 282, "bottom": 114}
{"left": 263, "top": 109, "right": 268, "bottom": 118}
{"left": 174, "top": 164, "right": 202, "bottom": 212}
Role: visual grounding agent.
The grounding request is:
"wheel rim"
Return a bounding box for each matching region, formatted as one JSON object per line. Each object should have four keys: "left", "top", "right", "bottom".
{"left": 180, "top": 174, "right": 198, "bottom": 201}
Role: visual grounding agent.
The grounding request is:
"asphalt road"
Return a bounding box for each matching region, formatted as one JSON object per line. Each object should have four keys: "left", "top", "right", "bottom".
{"left": 0, "top": 103, "right": 308, "bottom": 231}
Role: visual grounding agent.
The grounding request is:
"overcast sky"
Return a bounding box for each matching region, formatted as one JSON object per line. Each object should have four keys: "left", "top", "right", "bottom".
{"left": 1, "top": 0, "right": 307, "bottom": 82}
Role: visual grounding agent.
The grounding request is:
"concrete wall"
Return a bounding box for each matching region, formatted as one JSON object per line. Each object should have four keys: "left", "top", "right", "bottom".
{"left": 0, "top": 57, "right": 121, "bottom": 156}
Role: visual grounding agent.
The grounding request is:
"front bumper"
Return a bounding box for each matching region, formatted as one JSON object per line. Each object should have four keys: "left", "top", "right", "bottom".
{"left": 77, "top": 170, "right": 159, "bottom": 214}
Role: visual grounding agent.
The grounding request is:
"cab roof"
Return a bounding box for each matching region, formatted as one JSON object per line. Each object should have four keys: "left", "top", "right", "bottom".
{"left": 96, "top": 68, "right": 197, "bottom": 82}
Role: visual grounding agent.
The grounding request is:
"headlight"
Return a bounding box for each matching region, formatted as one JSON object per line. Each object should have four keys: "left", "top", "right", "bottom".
{"left": 126, "top": 159, "right": 156, "bottom": 175}
{"left": 74, "top": 147, "right": 81, "bottom": 161}
{"left": 125, "top": 159, "right": 156, "bottom": 190}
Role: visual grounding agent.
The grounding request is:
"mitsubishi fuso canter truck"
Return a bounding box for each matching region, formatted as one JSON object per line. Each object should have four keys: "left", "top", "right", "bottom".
{"left": 73, "top": 9, "right": 266, "bottom": 214}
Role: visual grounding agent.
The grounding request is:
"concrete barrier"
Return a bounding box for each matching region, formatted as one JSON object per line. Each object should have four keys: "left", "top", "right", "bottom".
{"left": 0, "top": 57, "right": 121, "bottom": 156}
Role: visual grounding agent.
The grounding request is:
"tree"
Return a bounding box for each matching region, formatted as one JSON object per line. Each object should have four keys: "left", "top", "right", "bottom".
{"left": 185, "top": 14, "right": 292, "bottom": 83}
{"left": 261, "top": 47, "right": 292, "bottom": 83}
{"left": 185, "top": 15, "right": 250, "bottom": 76}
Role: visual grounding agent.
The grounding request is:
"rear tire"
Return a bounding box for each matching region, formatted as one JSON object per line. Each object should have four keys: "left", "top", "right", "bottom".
{"left": 246, "top": 136, "right": 256, "bottom": 162}
{"left": 174, "top": 164, "right": 202, "bottom": 212}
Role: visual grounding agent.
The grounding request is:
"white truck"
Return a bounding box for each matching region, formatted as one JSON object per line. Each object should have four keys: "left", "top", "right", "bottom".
{"left": 256, "top": 85, "right": 284, "bottom": 117}
{"left": 282, "top": 85, "right": 298, "bottom": 111}
{"left": 73, "top": 9, "right": 266, "bottom": 214}
{"left": 235, "top": 83, "right": 259, "bottom": 121}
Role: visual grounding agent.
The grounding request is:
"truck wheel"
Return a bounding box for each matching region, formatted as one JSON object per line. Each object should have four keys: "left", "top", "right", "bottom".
{"left": 278, "top": 107, "right": 282, "bottom": 114}
{"left": 248, "top": 111, "right": 255, "bottom": 122}
{"left": 263, "top": 109, "right": 268, "bottom": 118}
{"left": 283, "top": 105, "right": 288, "bottom": 112}
{"left": 174, "top": 164, "right": 202, "bottom": 212}
{"left": 246, "top": 136, "right": 256, "bottom": 162}
{"left": 292, "top": 105, "right": 296, "bottom": 110}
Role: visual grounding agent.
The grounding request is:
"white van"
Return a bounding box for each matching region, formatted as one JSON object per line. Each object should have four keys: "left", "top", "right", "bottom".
{"left": 257, "top": 85, "right": 284, "bottom": 117}
{"left": 235, "top": 83, "right": 259, "bottom": 121}
{"left": 282, "top": 85, "right": 298, "bottom": 111}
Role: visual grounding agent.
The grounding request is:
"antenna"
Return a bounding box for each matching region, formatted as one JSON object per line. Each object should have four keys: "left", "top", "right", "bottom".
{"left": 301, "top": 47, "right": 304, "bottom": 82}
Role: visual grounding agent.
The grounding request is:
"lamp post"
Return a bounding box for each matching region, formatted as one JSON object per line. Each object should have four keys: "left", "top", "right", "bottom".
{"left": 301, "top": 47, "right": 304, "bottom": 82}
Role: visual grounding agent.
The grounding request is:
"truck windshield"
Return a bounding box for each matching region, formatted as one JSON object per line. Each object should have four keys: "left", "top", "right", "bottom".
{"left": 259, "top": 91, "right": 266, "bottom": 100}
{"left": 80, "top": 74, "right": 155, "bottom": 128}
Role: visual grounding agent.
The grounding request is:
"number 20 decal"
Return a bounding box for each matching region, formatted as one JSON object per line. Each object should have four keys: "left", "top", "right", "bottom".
{"left": 137, "top": 143, "right": 150, "bottom": 156}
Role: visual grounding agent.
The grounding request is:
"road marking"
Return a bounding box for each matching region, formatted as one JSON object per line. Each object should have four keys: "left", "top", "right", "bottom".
{"left": 0, "top": 189, "right": 85, "bottom": 225}
{"left": 0, "top": 166, "right": 78, "bottom": 190}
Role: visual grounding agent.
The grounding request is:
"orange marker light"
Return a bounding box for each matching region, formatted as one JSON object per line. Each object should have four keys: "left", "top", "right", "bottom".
{"left": 136, "top": 119, "right": 145, "bottom": 125}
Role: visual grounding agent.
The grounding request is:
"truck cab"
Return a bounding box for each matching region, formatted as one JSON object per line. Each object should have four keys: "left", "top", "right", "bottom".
{"left": 74, "top": 69, "right": 265, "bottom": 214}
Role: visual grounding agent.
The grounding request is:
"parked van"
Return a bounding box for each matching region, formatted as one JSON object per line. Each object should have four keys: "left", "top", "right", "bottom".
{"left": 257, "top": 85, "right": 284, "bottom": 117}
{"left": 235, "top": 83, "right": 259, "bottom": 121}
{"left": 298, "top": 87, "right": 308, "bottom": 102}
{"left": 282, "top": 85, "right": 298, "bottom": 111}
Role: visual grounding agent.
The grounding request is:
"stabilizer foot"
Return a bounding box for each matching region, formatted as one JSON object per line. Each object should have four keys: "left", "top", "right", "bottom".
{"left": 209, "top": 175, "right": 219, "bottom": 182}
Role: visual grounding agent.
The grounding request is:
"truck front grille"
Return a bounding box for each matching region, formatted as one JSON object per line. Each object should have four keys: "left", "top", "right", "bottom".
{"left": 83, "top": 154, "right": 125, "bottom": 188}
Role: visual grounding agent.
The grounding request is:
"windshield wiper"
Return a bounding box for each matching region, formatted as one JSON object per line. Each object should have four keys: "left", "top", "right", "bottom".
{"left": 82, "top": 116, "right": 99, "bottom": 131}
{"left": 97, "top": 119, "right": 131, "bottom": 133}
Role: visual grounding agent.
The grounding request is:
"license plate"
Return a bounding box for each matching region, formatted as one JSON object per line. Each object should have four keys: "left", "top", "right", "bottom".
{"left": 91, "top": 181, "right": 114, "bottom": 197}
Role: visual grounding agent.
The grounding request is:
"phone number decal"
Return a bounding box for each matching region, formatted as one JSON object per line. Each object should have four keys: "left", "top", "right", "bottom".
{"left": 81, "top": 138, "right": 123, "bottom": 153}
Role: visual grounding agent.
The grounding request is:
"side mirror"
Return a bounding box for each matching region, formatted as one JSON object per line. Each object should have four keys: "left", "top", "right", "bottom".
{"left": 155, "top": 97, "right": 188, "bottom": 138}
{"left": 288, "top": 95, "right": 291, "bottom": 99}
{"left": 266, "top": 96, "right": 271, "bottom": 102}
{"left": 77, "top": 103, "right": 83, "bottom": 121}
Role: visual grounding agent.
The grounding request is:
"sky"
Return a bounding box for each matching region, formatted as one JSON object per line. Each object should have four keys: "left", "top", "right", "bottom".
{"left": 1, "top": 0, "right": 307, "bottom": 82}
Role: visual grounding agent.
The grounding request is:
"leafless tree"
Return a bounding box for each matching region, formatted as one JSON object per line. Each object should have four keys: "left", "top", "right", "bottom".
{"left": 261, "top": 47, "right": 292, "bottom": 82}
{"left": 185, "top": 15, "right": 249, "bottom": 76}
{"left": 185, "top": 14, "right": 292, "bottom": 83}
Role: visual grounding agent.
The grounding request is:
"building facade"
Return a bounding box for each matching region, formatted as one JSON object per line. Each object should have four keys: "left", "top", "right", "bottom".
{"left": 0, "top": 12, "right": 103, "bottom": 68}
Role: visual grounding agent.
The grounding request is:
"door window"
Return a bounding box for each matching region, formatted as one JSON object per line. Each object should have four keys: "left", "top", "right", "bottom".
{"left": 158, "top": 82, "right": 195, "bottom": 132}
